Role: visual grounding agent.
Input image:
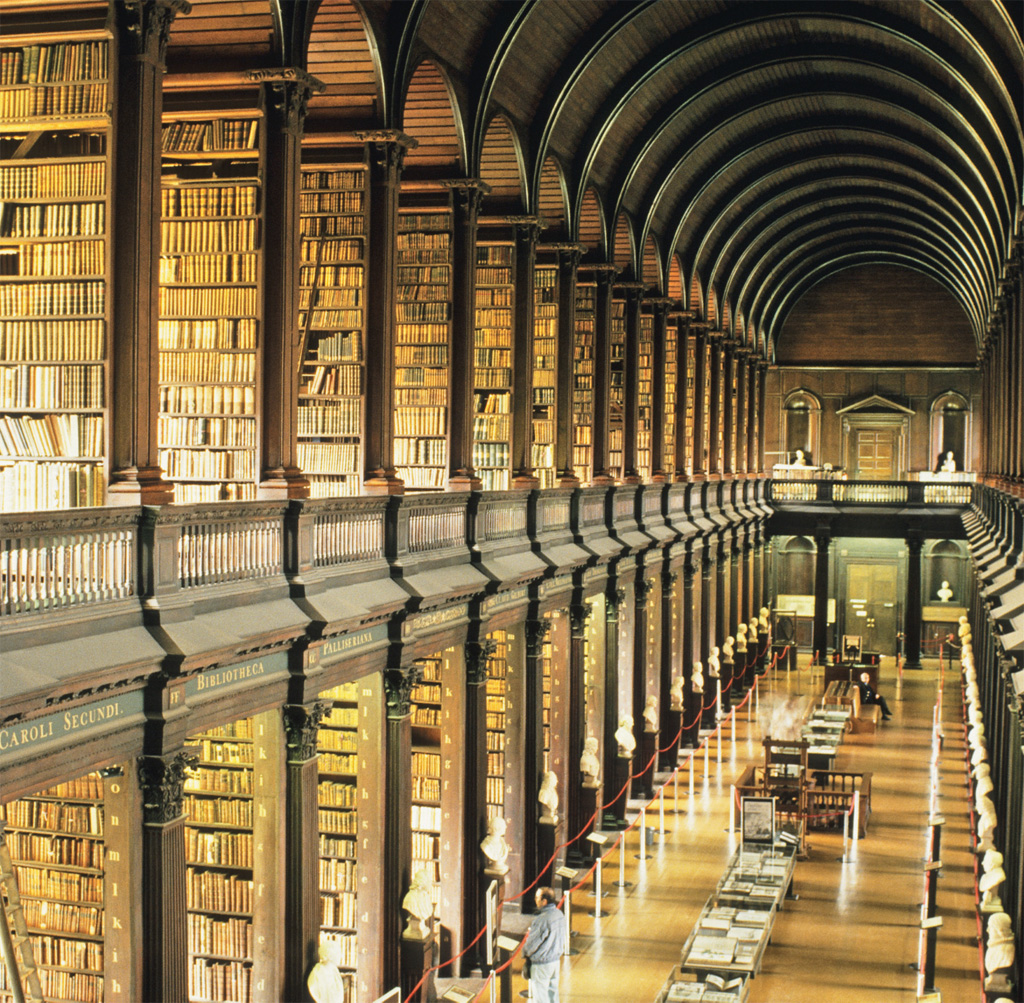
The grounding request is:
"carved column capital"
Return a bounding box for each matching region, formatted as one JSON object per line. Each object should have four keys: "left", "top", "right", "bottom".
{"left": 569, "top": 602, "right": 593, "bottom": 636}
{"left": 138, "top": 751, "right": 198, "bottom": 825}
{"left": 119, "top": 0, "right": 191, "bottom": 62}
{"left": 606, "top": 587, "right": 626, "bottom": 618}
{"left": 526, "top": 617, "right": 553, "bottom": 655}
{"left": 283, "top": 701, "right": 331, "bottom": 763}
{"left": 662, "top": 570, "right": 678, "bottom": 589}
{"left": 356, "top": 130, "right": 417, "bottom": 181}
{"left": 443, "top": 178, "right": 490, "bottom": 217}
{"left": 635, "top": 577, "right": 654, "bottom": 605}
{"left": 465, "top": 638, "right": 498, "bottom": 685}
{"left": 249, "top": 68, "right": 326, "bottom": 137}
{"left": 385, "top": 664, "right": 423, "bottom": 720}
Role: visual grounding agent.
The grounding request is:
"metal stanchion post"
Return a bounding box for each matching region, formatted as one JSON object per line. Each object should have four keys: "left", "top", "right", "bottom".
{"left": 729, "top": 784, "right": 735, "bottom": 832}
{"left": 689, "top": 753, "right": 694, "bottom": 797}
{"left": 852, "top": 791, "right": 860, "bottom": 849}
{"left": 703, "top": 737, "right": 709, "bottom": 782}
{"left": 716, "top": 725, "right": 722, "bottom": 766}
{"left": 615, "top": 831, "right": 632, "bottom": 887}
{"left": 587, "top": 833, "right": 609, "bottom": 917}
{"left": 635, "top": 805, "right": 650, "bottom": 860}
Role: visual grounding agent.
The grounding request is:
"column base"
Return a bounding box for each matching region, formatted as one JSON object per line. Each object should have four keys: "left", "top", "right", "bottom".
{"left": 448, "top": 472, "right": 482, "bottom": 492}
{"left": 903, "top": 659, "right": 924, "bottom": 671}
{"left": 512, "top": 472, "right": 540, "bottom": 490}
{"left": 257, "top": 468, "right": 311, "bottom": 500}
{"left": 107, "top": 466, "right": 175, "bottom": 506}
{"left": 363, "top": 470, "right": 405, "bottom": 495}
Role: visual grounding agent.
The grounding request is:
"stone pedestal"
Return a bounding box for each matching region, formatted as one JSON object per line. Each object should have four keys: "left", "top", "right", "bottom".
{"left": 700, "top": 691, "right": 717, "bottom": 730}
{"left": 638, "top": 729, "right": 659, "bottom": 799}
{"left": 662, "top": 707, "right": 683, "bottom": 769}
{"left": 577, "top": 783, "right": 604, "bottom": 863}
{"left": 401, "top": 931, "right": 437, "bottom": 1003}
{"left": 756, "top": 629, "right": 768, "bottom": 674}
{"left": 721, "top": 658, "right": 734, "bottom": 713}
{"left": 604, "top": 754, "right": 632, "bottom": 829}
{"left": 536, "top": 818, "right": 560, "bottom": 889}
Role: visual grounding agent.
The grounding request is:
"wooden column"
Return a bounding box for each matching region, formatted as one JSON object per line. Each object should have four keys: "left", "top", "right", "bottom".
{"left": 556, "top": 247, "right": 583, "bottom": 486}
{"left": 692, "top": 326, "right": 709, "bottom": 477}
{"left": 108, "top": 0, "right": 188, "bottom": 504}
{"left": 461, "top": 642, "right": 490, "bottom": 974}
{"left": 137, "top": 751, "right": 194, "bottom": 1003}
{"left": 565, "top": 600, "right": 591, "bottom": 867}
{"left": 659, "top": 570, "right": 679, "bottom": 768}
{"left": 602, "top": 587, "right": 627, "bottom": 828}
{"left": 282, "top": 702, "right": 329, "bottom": 1003}
{"left": 683, "top": 545, "right": 700, "bottom": 746}
{"left": 905, "top": 532, "right": 924, "bottom": 670}
{"left": 256, "top": 70, "right": 323, "bottom": 499}
{"left": 632, "top": 576, "right": 653, "bottom": 796}
{"left": 813, "top": 525, "right": 831, "bottom": 663}
{"left": 523, "top": 616, "right": 551, "bottom": 912}
{"left": 650, "top": 300, "right": 670, "bottom": 481}
{"left": 383, "top": 665, "right": 417, "bottom": 989}
{"left": 592, "top": 268, "right": 616, "bottom": 483}
{"left": 361, "top": 132, "right": 415, "bottom": 494}
{"left": 741, "top": 533, "right": 754, "bottom": 629}
{"left": 715, "top": 532, "right": 728, "bottom": 659}
{"left": 621, "top": 286, "right": 643, "bottom": 483}
{"left": 746, "top": 357, "right": 758, "bottom": 475}
{"left": 511, "top": 220, "right": 542, "bottom": 488}
{"left": 446, "top": 181, "right": 488, "bottom": 490}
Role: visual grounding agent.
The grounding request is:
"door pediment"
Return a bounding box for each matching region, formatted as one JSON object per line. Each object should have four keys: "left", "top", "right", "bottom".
{"left": 836, "top": 394, "right": 915, "bottom": 416}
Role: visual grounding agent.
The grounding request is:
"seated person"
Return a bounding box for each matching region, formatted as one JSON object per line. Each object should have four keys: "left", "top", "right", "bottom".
{"left": 856, "top": 671, "right": 892, "bottom": 720}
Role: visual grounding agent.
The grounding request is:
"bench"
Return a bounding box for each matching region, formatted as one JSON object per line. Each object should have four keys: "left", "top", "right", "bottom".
{"left": 853, "top": 704, "right": 882, "bottom": 734}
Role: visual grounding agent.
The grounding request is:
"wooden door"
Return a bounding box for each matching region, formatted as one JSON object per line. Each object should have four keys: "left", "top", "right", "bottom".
{"left": 845, "top": 562, "right": 899, "bottom": 655}
{"left": 856, "top": 429, "right": 896, "bottom": 479}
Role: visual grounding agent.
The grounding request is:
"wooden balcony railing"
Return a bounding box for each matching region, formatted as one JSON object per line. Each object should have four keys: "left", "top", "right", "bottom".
{"left": 768, "top": 479, "right": 974, "bottom": 506}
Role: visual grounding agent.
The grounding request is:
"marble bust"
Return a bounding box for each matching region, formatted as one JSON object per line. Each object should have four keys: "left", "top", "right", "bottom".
{"left": 984, "top": 912, "right": 1015, "bottom": 990}
{"left": 401, "top": 868, "right": 435, "bottom": 940}
{"left": 481, "top": 816, "right": 510, "bottom": 875}
{"left": 538, "top": 770, "right": 559, "bottom": 825}
{"left": 615, "top": 715, "right": 636, "bottom": 756}
{"left": 936, "top": 580, "right": 953, "bottom": 602}
{"left": 643, "top": 694, "right": 659, "bottom": 732}
{"left": 580, "top": 736, "right": 601, "bottom": 786}
{"left": 669, "top": 674, "right": 685, "bottom": 711}
{"left": 722, "top": 636, "right": 734, "bottom": 661}
{"left": 980, "top": 850, "right": 1005, "bottom": 912}
{"left": 940, "top": 451, "right": 956, "bottom": 473}
{"left": 708, "top": 646, "right": 721, "bottom": 679}
{"left": 691, "top": 660, "right": 705, "bottom": 694}
{"left": 307, "top": 940, "right": 346, "bottom": 1003}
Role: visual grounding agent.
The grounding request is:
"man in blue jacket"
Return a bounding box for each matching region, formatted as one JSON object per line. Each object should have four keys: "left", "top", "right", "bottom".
{"left": 523, "top": 886, "right": 567, "bottom": 1002}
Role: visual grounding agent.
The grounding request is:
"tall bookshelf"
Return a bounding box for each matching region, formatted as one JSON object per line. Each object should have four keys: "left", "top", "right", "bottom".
{"left": 608, "top": 297, "right": 626, "bottom": 479}
{"left": 573, "top": 282, "right": 595, "bottom": 485}
{"left": 394, "top": 207, "right": 451, "bottom": 491}
{"left": 472, "top": 241, "right": 513, "bottom": 491}
{"left": 637, "top": 311, "right": 653, "bottom": 481}
{"left": 159, "top": 110, "right": 262, "bottom": 504}
{"left": 317, "top": 683, "right": 360, "bottom": 1000}
{"left": 663, "top": 320, "right": 677, "bottom": 480}
{"left": 0, "top": 772, "right": 106, "bottom": 1003}
{"left": 0, "top": 31, "right": 111, "bottom": 511}
{"left": 297, "top": 165, "right": 366, "bottom": 498}
{"left": 485, "top": 632, "right": 509, "bottom": 819}
{"left": 684, "top": 332, "right": 695, "bottom": 476}
{"left": 409, "top": 656, "right": 442, "bottom": 917}
{"left": 716, "top": 342, "right": 726, "bottom": 471}
{"left": 531, "top": 264, "right": 557, "bottom": 489}
{"left": 730, "top": 357, "right": 738, "bottom": 472}
{"left": 184, "top": 719, "right": 256, "bottom": 1003}
{"left": 701, "top": 337, "right": 712, "bottom": 473}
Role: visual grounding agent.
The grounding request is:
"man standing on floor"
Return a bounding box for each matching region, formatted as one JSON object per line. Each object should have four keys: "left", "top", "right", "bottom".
{"left": 523, "top": 886, "right": 567, "bottom": 1002}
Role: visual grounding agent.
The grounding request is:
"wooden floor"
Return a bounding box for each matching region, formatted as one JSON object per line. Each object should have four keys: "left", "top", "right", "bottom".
{"left": 508, "top": 658, "right": 984, "bottom": 1003}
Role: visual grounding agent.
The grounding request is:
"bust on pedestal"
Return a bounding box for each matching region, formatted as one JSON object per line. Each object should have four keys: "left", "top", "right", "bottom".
{"left": 937, "top": 580, "right": 953, "bottom": 602}
{"left": 607, "top": 716, "right": 635, "bottom": 828}
{"left": 735, "top": 626, "right": 750, "bottom": 687}
{"left": 400, "top": 869, "right": 437, "bottom": 1002}
{"left": 980, "top": 850, "right": 1006, "bottom": 913}
{"left": 984, "top": 912, "right": 1015, "bottom": 998}
{"left": 536, "top": 770, "right": 560, "bottom": 891}
{"left": 638, "top": 697, "right": 659, "bottom": 799}
{"left": 481, "top": 816, "right": 510, "bottom": 877}
{"left": 580, "top": 737, "right": 603, "bottom": 858}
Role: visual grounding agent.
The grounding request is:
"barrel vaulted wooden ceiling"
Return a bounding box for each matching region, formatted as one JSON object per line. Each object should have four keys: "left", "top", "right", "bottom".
{"left": 165, "top": 0, "right": 1024, "bottom": 360}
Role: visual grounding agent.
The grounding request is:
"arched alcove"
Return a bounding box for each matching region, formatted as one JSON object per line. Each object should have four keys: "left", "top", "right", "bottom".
{"left": 929, "top": 391, "right": 971, "bottom": 473}
{"left": 783, "top": 390, "right": 822, "bottom": 467}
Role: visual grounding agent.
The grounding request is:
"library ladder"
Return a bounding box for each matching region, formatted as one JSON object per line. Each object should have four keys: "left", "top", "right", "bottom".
{"left": 0, "top": 830, "right": 44, "bottom": 1003}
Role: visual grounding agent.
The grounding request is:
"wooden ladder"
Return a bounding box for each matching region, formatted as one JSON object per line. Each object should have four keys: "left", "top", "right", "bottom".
{"left": 0, "top": 824, "right": 44, "bottom": 1003}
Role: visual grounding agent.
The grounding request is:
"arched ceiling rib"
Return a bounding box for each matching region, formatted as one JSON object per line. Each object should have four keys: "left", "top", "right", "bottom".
{"left": 166, "top": 0, "right": 1023, "bottom": 358}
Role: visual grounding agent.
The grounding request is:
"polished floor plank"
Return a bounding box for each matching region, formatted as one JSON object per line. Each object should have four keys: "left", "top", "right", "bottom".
{"left": 510, "top": 658, "right": 982, "bottom": 1003}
